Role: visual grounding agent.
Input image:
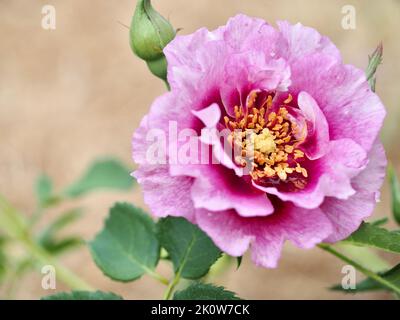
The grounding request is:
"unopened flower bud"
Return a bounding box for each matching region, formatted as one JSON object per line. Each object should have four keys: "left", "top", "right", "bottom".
{"left": 130, "top": 0, "right": 175, "bottom": 81}
{"left": 366, "top": 42, "right": 383, "bottom": 92}
{"left": 146, "top": 57, "right": 168, "bottom": 81}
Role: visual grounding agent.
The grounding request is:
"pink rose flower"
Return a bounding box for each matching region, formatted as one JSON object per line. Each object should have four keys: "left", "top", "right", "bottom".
{"left": 132, "top": 15, "right": 386, "bottom": 268}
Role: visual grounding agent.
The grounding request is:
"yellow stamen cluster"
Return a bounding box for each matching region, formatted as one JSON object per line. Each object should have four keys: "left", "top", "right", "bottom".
{"left": 224, "top": 92, "right": 308, "bottom": 189}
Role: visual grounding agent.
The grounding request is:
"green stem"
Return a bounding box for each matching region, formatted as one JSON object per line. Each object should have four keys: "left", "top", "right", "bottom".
{"left": 337, "top": 243, "right": 389, "bottom": 272}
{"left": 21, "top": 234, "right": 93, "bottom": 290}
{"left": 163, "top": 235, "right": 198, "bottom": 299}
{"left": 163, "top": 271, "right": 181, "bottom": 300}
{"left": 0, "top": 195, "right": 93, "bottom": 291}
{"left": 318, "top": 243, "right": 400, "bottom": 295}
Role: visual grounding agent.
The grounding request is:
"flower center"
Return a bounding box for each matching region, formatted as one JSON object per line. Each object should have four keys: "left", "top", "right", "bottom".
{"left": 224, "top": 90, "right": 308, "bottom": 190}
{"left": 252, "top": 128, "right": 276, "bottom": 154}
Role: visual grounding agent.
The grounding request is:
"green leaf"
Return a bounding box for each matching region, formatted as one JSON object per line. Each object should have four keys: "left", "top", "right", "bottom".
{"left": 64, "top": 158, "right": 134, "bottom": 198}
{"left": 389, "top": 166, "right": 400, "bottom": 225}
{"left": 343, "top": 222, "right": 400, "bottom": 254}
{"left": 366, "top": 43, "right": 383, "bottom": 92}
{"left": 42, "top": 237, "right": 84, "bottom": 254}
{"left": 157, "top": 217, "right": 222, "bottom": 279}
{"left": 331, "top": 264, "right": 400, "bottom": 294}
{"left": 370, "top": 217, "right": 389, "bottom": 227}
{"left": 38, "top": 208, "right": 84, "bottom": 254}
{"left": 41, "top": 290, "right": 123, "bottom": 300}
{"left": 39, "top": 208, "right": 83, "bottom": 239}
{"left": 35, "top": 174, "right": 54, "bottom": 207}
{"left": 89, "top": 203, "right": 160, "bottom": 282}
{"left": 173, "top": 283, "right": 240, "bottom": 300}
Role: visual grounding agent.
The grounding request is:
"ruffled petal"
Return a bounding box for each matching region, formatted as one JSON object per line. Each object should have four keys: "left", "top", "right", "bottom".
{"left": 352, "top": 139, "right": 387, "bottom": 196}
{"left": 322, "top": 139, "right": 387, "bottom": 242}
{"left": 165, "top": 14, "right": 288, "bottom": 108}
{"left": 192, "top": 103, "right": 221, "bottom": 128}
{"left": 289, "top": 53, "right": 386, "bottom": 152}
{"left": 321, "top": 192, "right": 375, "bottom": 243}
{"left": 133, "top": 166, "right": 195, "bottom": 222}
{"left": 222, "top": 14, "right": 278, "bottom": 53}
{"left": 276, "top": 21, "right": 341, "bottom": 61}
{"left": 196, "top": 204, "right": 332, "bottom": 268}
{"left": 191, "top": 164, "right": 274, "bottom": 217}
{"left": 297, "top": 91, "right": 330, "bottom": 160}
{"left": 195, "top": 209, "right": 255, "bottom": 257}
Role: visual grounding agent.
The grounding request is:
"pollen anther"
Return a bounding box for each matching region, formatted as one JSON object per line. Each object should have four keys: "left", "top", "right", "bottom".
{"left": 225, "top": 90, "right": 308, "bottom": 190}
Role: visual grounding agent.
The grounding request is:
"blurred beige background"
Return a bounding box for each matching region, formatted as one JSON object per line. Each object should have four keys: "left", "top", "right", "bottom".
{"left": 1, "top": 0, "right": 400, "bottom": 299}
